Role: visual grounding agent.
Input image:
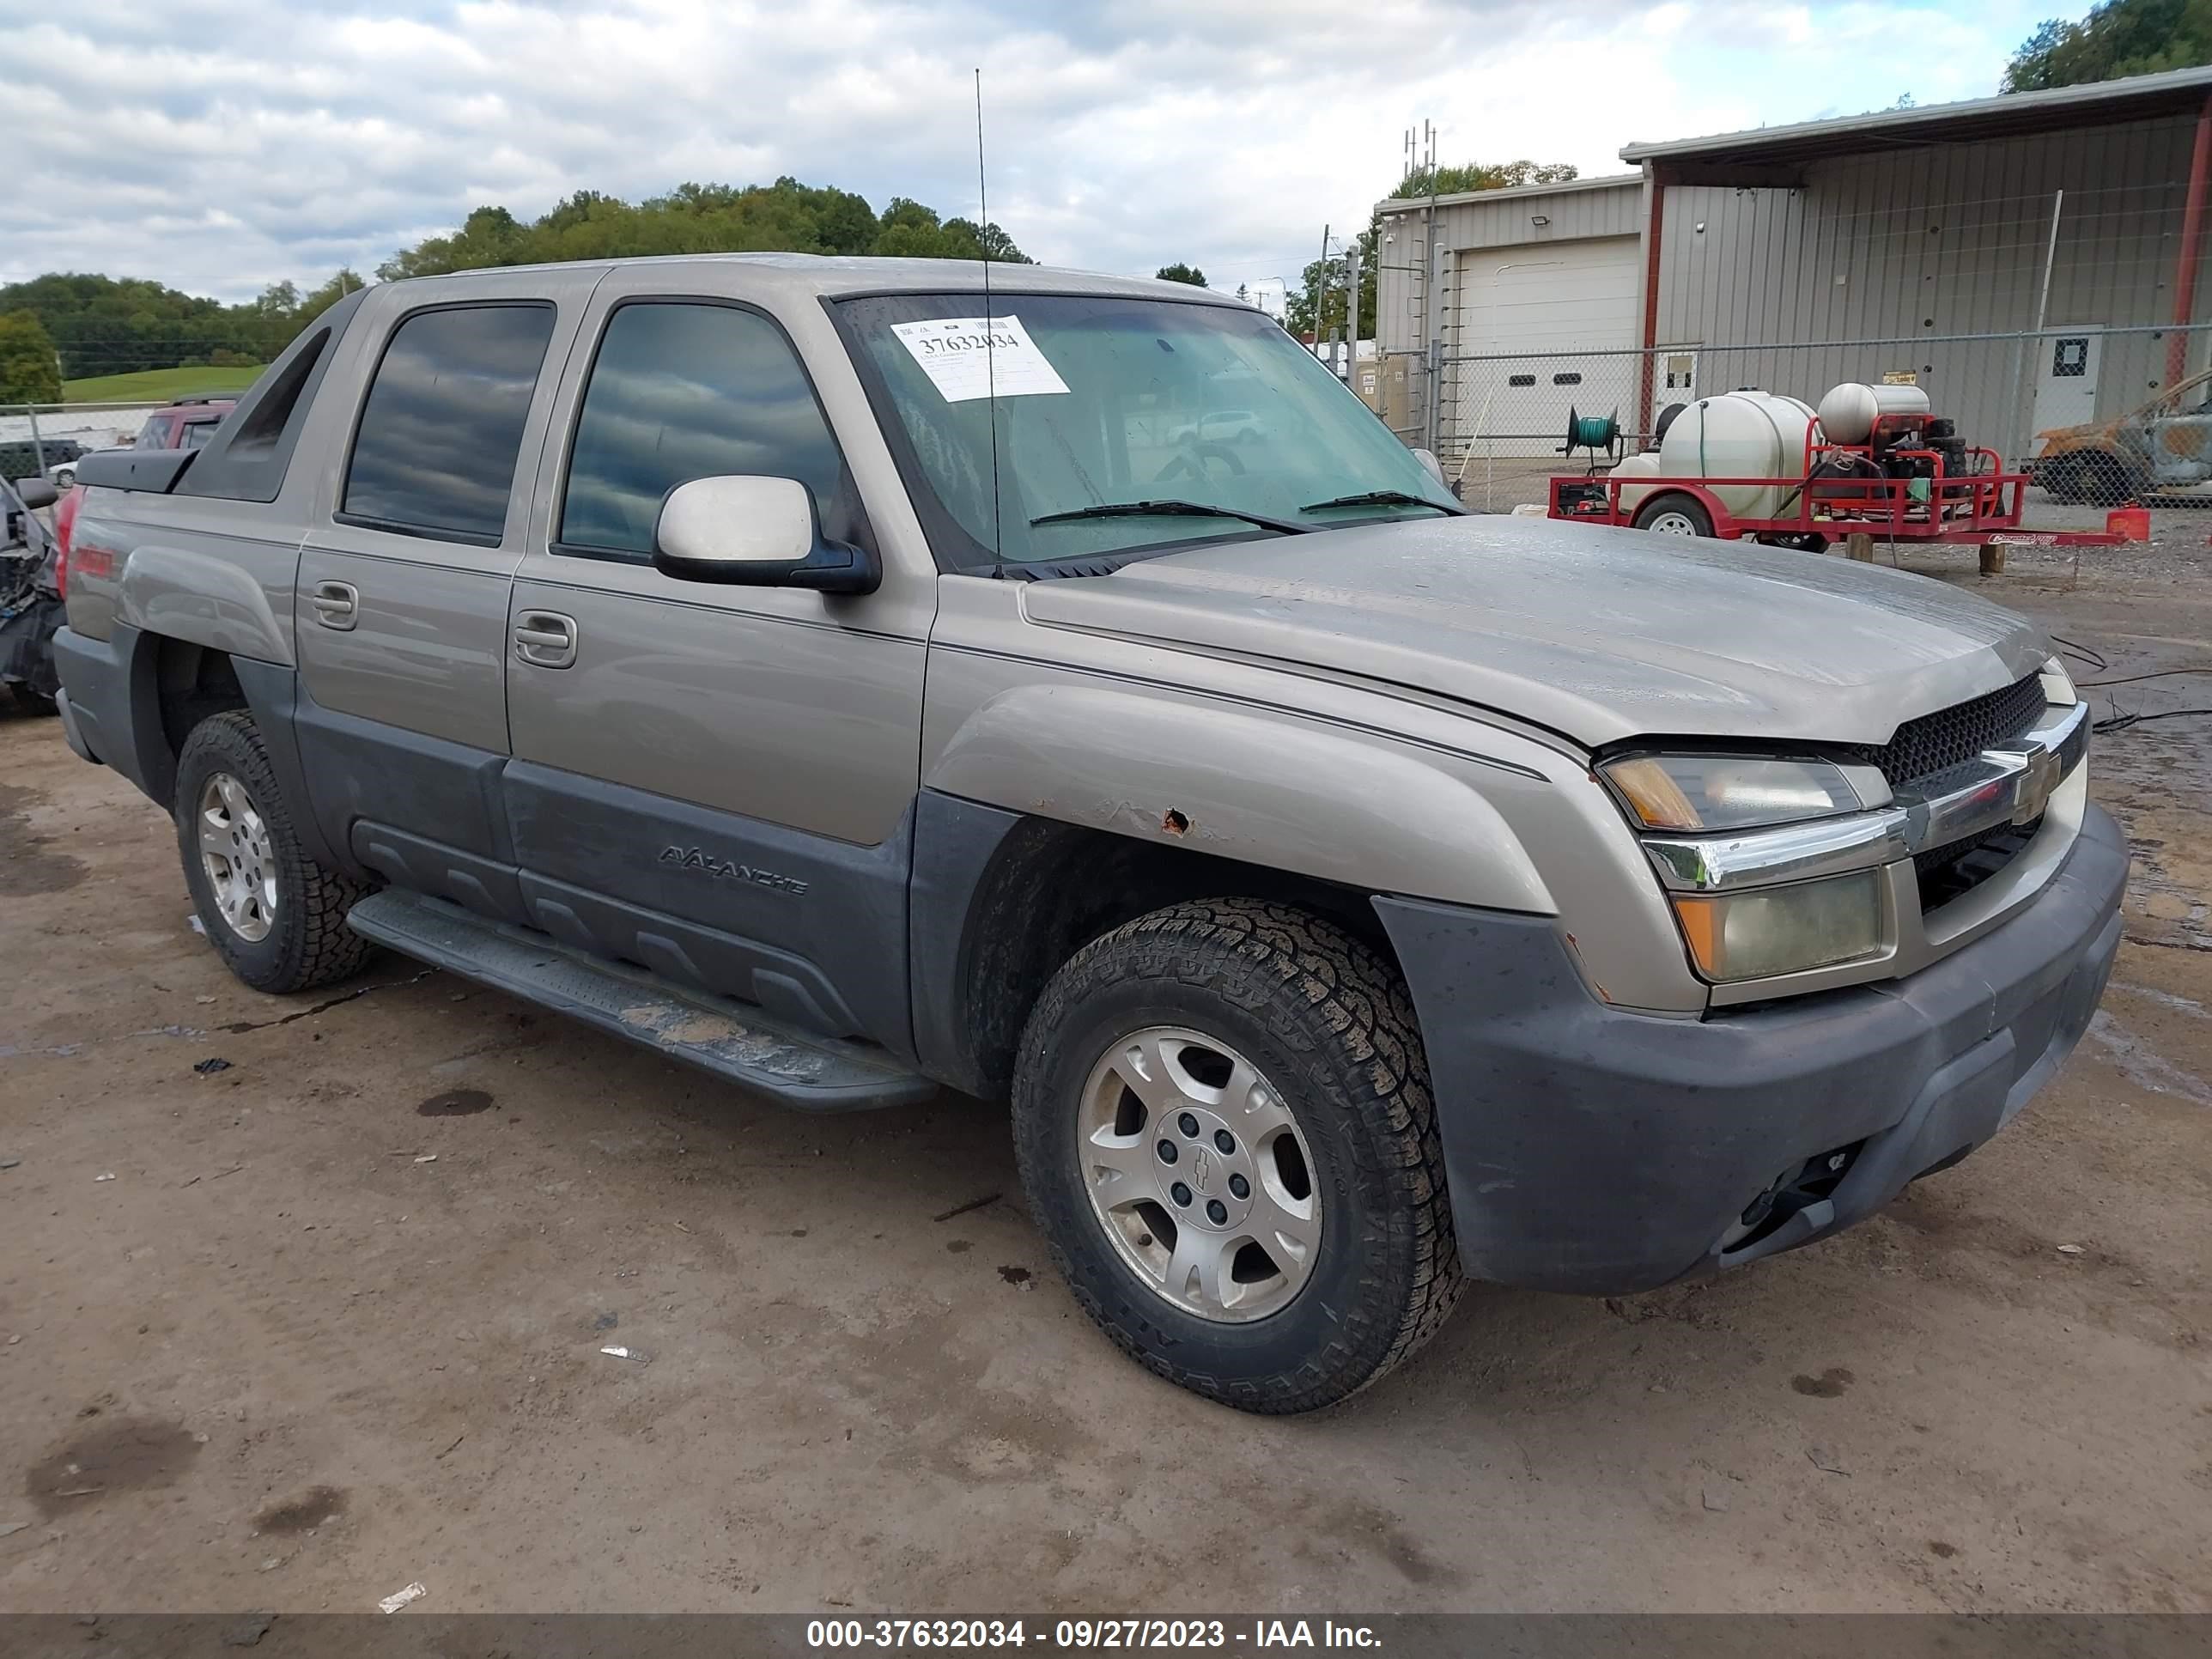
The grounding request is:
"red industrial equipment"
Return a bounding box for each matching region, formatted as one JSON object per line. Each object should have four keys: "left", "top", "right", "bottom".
{"left": 1547, "top": 393, "right": 2123, "bottom": 557}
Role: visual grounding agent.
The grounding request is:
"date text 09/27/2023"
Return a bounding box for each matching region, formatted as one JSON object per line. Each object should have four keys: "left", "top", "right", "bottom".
{"left": 805, "top": 1619, "right": 1383, "bottom": 1649}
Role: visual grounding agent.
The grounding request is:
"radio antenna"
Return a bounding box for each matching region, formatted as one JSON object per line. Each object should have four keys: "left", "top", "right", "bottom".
{"left": 975, "top": 67, "right": 1004, "bottom": 562}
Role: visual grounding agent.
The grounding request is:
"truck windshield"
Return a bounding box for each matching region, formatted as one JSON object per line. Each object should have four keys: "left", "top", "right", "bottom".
{"left": 836, "top": 292, "right": 1457, "bottom": 569}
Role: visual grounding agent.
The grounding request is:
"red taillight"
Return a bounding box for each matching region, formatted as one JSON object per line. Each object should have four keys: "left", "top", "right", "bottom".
{"left": 52, "top": 488, "right": 80, "bottom": 599}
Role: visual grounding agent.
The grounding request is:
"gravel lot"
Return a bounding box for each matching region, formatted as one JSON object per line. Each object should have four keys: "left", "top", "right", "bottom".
{"left": 1, "top": 544, "right": 2207, "bottom": 1615}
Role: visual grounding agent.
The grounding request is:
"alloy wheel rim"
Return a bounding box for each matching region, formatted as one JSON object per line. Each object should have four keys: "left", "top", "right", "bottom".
{"left": 1077, "top": 1025, "right": 1322, "bottom": 1323}
{"left": 197, "top": 772, "right": 277, "bottom": 943}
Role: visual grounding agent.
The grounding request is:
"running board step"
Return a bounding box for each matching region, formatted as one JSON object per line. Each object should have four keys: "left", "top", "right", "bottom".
{"left": 345, "top": 889, "right": 934, "bottom": 1113}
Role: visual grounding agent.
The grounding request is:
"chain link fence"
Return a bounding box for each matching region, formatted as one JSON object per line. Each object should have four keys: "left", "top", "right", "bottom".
{"left": 1, "top": 403, "right": 171, "bottom": 486}
{"left": 1430, "top": 323, "right": 2212, "bottom": 517}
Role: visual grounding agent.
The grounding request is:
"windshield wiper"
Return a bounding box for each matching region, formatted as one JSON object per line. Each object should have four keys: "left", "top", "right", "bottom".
{"left": 1298, "top": 489, "right": 1464, "bottom": 517}
{"left": 1030, "top": 499, "right": 1313, "bottom": 535}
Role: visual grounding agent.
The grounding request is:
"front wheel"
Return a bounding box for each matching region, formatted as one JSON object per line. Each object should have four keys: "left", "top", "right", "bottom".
{"left": 1633, "top": 491, "right": 1716, "bottom": 538}
{"left": 174, "top": 710, "right": 377, "bottom": 994}
{"left": 1013, "top": 898, "right": 1463, "bottom": 1413}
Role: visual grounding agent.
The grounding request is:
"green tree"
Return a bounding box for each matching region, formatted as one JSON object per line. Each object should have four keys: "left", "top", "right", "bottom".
{"left": 872, "top": 200, "right": 1033, "bottom": 262}
{"left": 1286, "top": 156, "right": 1583, "bottom": 342}
{"left": 2005, "top": 0, "right": 2212, "bottom": 90}
{"left": 0, "top": 310, "right": 64, "bottom": 403}
{"left": 296, "top": 270, "right": 368, "bottom": 325}
{"left": 1283, "top": 225, "right": 1377, "bottom": 342}
{"left": 1156, "top": 263, "right": 1207, "bottom": 285}
{"left": 1395, "top": 159, "right": 1578, "bottom": 197}
{"left": 1, "top": 173, "right": 1036, "bottom": 386}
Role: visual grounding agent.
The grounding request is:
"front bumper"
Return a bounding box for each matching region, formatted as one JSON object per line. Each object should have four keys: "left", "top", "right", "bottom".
{"left": 1375, "top": 801, "right": 2129, "bottom": 1295}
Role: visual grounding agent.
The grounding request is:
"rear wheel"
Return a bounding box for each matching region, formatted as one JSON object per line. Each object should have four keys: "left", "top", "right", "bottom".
{"left": 1633, "top": 492, "right": 1715, "bottom": 538}
{"left": 2045, "top": 451, "right": 2142, "bottom": 506}
{"left": 174, "top": 710, "right": 376, "bottom": 994}
{"left": 2081, "top": 453, "right": 2144, "bottom": 507}
{"left": 9, "top": 684, "right": 57, "bottom": 715}
{"left": 2040, "top": 454, "right": 2089, "bottom": 504}
{"left": 1012, "top": 898, "right": 1462, "bottom": 1413}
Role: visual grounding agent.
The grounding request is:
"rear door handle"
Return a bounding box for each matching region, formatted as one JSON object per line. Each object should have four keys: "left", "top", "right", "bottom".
{"left": 309, "top": 580, "right": 358, "bottom": 630}
{"left": 514, "top": 610, "right": 578, "bottom": 670}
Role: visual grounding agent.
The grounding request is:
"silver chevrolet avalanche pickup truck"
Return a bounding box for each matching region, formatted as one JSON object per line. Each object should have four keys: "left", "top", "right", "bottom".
{"left": 54, "top": 257, "right": 2125, "bottom": 1412}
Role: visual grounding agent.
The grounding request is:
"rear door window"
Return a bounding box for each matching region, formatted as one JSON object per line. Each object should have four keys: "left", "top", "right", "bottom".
{"left": 341, "top": 302, "right": 556, "bottom": 545}
{"left": 556, "top": 301, "right": 854, "bottom": 560}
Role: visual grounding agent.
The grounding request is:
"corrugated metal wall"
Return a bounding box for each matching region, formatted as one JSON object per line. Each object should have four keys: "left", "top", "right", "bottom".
{"left": 1376, "top": 112, "right": 2209, "bottom": 458}
{"left": 1375, "top": 178, "right": 1643, "bottom": 444}
{"left": 1375, "top": 178, "right": 1642, "bottom": 357}
{"left": 1656, "top": 111, "right": 2210, "bottom": 442}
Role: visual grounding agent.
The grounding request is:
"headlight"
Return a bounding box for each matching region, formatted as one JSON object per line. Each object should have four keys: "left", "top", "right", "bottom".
{"left": 1601, "top": 754, "right": 1864, "bottom": 832}
{"left": 1670, "top": 871, "right": 1885, "bottom": 981}
{"left": 2039, "top": 653, "right": 2075, "bottom": 705}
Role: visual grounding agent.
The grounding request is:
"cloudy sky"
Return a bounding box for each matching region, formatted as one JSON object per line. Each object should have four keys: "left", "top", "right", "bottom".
{"left": 4, "top": 0, "right": 2056, "bottom": 304}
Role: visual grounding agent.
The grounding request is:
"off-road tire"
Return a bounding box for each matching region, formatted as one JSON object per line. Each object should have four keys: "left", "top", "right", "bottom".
{"left": 1012, "top": 898, "right": 1463, "bottom": 1413}
{"left": 174, "top": 710, "right": 376, "bottom": 994}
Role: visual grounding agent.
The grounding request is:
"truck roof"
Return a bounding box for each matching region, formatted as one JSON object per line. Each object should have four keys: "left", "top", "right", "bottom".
{"left": 373, "top": 252, "right": 1240, "bottom": 306}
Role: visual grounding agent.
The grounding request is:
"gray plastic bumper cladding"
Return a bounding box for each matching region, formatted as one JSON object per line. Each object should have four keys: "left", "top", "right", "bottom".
{"left": 1375, "top": 802, "right": 2128, "bottom": 1296}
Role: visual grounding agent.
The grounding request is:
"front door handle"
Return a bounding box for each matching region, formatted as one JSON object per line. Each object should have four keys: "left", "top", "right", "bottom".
{"left": 309, "top": 580, "right": 358, "bottom": 630}
{"left": 514, "top": 610, "right": 578, "bottom": 670}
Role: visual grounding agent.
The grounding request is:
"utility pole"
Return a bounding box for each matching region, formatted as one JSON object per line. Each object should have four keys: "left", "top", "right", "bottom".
{"left": 1419, "top": 120, "right": 1446, "bottom": 452}
{"left": 1342, "top": 238, "right": 1361, "bottom": 385}
{"left": 1308, "top": 223, "right": 1330, "bottom": 360}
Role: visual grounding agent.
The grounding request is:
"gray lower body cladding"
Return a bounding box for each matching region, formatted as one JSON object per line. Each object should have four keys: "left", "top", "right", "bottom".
{"left": 1376, "top": 802, "right": 2129, "bottom": 1297}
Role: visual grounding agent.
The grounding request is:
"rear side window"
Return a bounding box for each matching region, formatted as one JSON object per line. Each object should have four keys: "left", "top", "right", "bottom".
{"left": 557, "top": 301, "right": 854, "bottom": 560}
{"left": 180, "top": 289, "right": 366, "bottom": 504}
{"left": 342, "top": 302, "right": 556, "bottom": 545}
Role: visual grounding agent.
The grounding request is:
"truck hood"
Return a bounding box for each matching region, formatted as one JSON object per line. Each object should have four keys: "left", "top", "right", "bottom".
{"left": 1018, "top": 514, "right": 2052, "bottom": 749}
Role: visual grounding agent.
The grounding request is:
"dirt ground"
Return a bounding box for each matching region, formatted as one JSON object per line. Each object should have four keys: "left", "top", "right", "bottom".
{"left": 2, "top": 544, "right": 2208, "bottom": 1616}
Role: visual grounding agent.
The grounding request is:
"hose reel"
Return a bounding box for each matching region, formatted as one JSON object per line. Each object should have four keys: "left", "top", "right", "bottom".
{"left": 1559, "top": 406, "right": 1624, "bottom": 471}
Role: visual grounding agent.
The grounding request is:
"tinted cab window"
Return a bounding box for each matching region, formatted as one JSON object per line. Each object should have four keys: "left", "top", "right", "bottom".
{"left": 342, "top": 303, "right": 556, "bottom": 544}
{"left": 558, "top": 301, "right": 854, "bottom": 559}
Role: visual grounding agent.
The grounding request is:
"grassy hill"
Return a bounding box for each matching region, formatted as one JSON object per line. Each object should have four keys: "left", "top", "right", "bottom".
{"left": 63, "top": 364, "right": 265, "bottom": 404}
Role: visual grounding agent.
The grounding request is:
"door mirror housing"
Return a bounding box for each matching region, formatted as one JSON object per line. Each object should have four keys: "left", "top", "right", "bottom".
{"left": 14, "top": 477, "right": 59, "bottom": 509}
{"left": 1413, "top": 447, "right": 1446, "bottom": 485}
{"left": 652, "top": 475, "right": 879, "bottom": 594}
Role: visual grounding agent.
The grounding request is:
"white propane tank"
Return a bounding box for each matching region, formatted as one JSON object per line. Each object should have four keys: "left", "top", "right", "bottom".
{"left": 1654, "top": 391, "right": 1820, "bottom": 519}
{"left": 1606, "top": 450, "right": 1663, "bottom": 514}
{"left": 1816, "top": 381, "right": 1932, "bottom": 446}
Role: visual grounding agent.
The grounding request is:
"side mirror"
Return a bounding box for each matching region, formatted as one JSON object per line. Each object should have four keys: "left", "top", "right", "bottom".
{"left": 653, "top": 475, "right": 879, "bottom": 594}
{"left": 15, "top": 477, "right": 58, "bottom": 509}
{"left": 1413, "top": 448, "right": 1446, "bottom": 485}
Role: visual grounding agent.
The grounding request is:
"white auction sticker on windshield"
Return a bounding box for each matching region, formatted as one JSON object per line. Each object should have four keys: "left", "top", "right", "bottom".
{"left": 889, "top": 315, "right": 1071, "bottom": 403}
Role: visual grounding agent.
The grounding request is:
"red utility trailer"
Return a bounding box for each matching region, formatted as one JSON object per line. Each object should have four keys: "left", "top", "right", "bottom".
{"left": 1547, "top": 423, "right": 2128, "bottom": 571}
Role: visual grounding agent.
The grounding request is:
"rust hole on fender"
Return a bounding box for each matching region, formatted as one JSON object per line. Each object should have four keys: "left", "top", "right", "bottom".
{"left": 1161, "top": 808, "right": 1190, "bottom": 836}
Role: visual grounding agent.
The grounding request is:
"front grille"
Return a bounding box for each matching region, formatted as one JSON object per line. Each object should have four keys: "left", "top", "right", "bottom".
{"left": 1843, "top": 672, "right": 2049, "bottom": 788}
{"left": 1915, "top": 817, "right": 2042, "bottom": 912}
{"left": 1840, "top": 672, "right": 2053, "bottom": 914}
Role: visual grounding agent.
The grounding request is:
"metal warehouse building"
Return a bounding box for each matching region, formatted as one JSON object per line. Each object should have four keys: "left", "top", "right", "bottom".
{"left": 1376, "top": 65, "right": 2212, "bottom": 480}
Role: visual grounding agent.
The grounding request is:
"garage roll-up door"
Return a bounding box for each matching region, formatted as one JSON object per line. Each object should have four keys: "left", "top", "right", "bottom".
{"left": 1454, "top": 235, "right": 1641, "bottom": 457}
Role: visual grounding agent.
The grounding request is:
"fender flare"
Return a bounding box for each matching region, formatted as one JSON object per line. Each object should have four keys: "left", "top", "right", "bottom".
{"left": 76, "top": 623, "right": 339, "bottom": 872}
{"left": 924, "top": 681, "right": 1554, "bottom": 915}
{"left": 117, "top": 542, "right": 295, "bottom": 668}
